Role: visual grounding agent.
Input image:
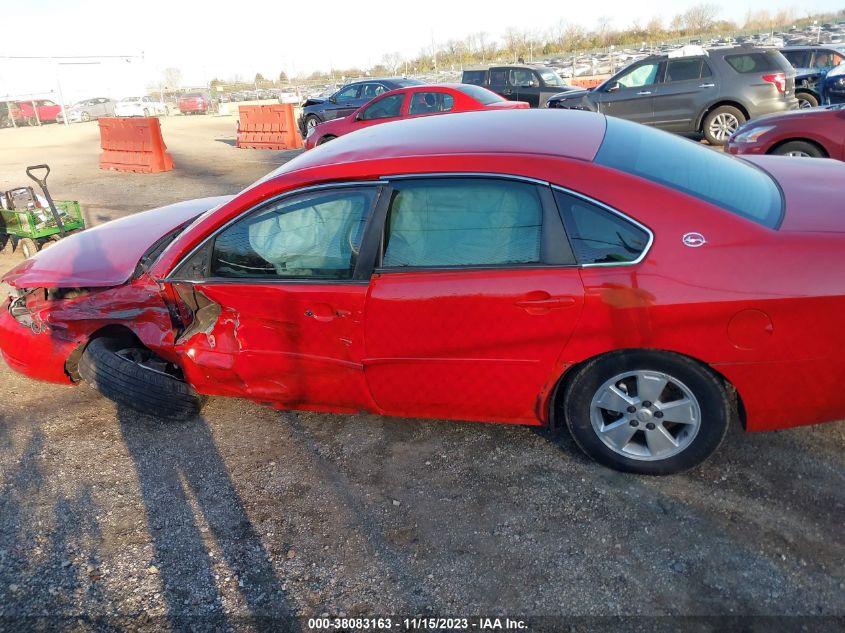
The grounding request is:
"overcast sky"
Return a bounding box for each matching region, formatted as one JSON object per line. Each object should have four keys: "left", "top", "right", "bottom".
{"left": 1, "top": 0, "right": 840, "bottom": 99}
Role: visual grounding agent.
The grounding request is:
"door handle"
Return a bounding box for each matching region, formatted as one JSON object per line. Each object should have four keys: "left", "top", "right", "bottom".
{"left": 515, "top": 295, "right": 577, "bottom": 315}
{"left": 305, "top": 305, "right": 349, "bottom": 322}
{"left": 698, "top": 83, "right": 716, "bottom": 88}
{"left": 636, "top": 90, "right": 652, "bottom": 95}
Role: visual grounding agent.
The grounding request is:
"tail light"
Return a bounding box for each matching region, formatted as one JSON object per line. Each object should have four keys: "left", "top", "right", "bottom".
{"left": 762, "top": 73, "right": 786, "bottom": 94}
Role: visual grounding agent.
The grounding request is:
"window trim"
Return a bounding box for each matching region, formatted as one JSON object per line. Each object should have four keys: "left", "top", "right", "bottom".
{"left": 372, "top": 174, "right": 575, "bottom": 273}
{"left": 551, "top": 185, "right": 654, "bottom": 268}
{"left": 165, "top": 181, "right": 382, "bottom": 284}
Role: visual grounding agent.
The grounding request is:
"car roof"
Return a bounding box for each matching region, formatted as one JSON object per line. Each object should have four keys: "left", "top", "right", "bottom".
{"left": 782, "top": 44, "right": 845, "bottom": 51}
{"left": 271, "top": 109, "right": 607, "bottom": 176}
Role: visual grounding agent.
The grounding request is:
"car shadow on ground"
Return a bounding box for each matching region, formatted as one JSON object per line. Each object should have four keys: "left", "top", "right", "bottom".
{"left": 115, "top": 405, "right": 299, "bottom": 632}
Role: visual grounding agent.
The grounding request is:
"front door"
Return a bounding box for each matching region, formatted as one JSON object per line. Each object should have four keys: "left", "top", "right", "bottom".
{"left": 509, "top": 68, "right": 542, "bottom": 107}
{"left": 170, "top": 185, "right": 382, "bottom": 411}
{"left": 362, "top": 177, "right": 585, "bottom": 424}
{"left": 597, "top": 60, "right": 664, "bottom": 124}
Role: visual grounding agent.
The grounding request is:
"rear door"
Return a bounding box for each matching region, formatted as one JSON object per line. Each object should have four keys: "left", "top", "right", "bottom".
{"left": 597, "top": 60, "right": 664, "bottom": 124}
{"left": 652, "top": 57, "right": 714, "bottom": 132}
{"left": 362, "top": 176, "right": 585, "bottom": 424}
{"left": 488, "top": 67, "right": 514, "bottom": 100}
{"left": 167, "top": 184, "right": 383, "bottom": 411}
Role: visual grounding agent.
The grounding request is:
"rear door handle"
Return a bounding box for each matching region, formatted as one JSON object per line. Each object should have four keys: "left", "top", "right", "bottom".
{"left": 698, "top": 83, "right": 716, "bottom": 88}
{"left": 516, "top": 295, "right": 577, "bottom": 315}
{"left": 636, "top": 90, "right": 652, "bottom": 95}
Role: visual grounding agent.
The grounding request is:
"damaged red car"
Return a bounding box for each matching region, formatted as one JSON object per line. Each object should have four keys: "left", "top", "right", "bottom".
{"left": 3, "top": 110, "right": 845, "bottom": 475}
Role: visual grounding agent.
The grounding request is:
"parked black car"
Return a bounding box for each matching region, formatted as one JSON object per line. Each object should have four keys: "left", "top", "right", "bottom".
{"left": 297, "top": 78, "right": 422, "bottom": 136}
{"left": 780, "top": 45, "right": 845, "bottom": 107}
{"left": 462, "top": 65, "right": 577, "bottom": 108}
{"left": 546, "top": 47, "right": 798, "bottom": 145}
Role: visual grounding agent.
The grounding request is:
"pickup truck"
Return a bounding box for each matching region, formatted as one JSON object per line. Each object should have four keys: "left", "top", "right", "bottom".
{"left": 461, "top": 64, "right": 577, "bottom": 108}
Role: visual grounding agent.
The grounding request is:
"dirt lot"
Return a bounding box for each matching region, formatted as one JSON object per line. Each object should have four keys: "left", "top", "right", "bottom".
{"left": 0, "top": 116, "right": 843, "bottom": 631}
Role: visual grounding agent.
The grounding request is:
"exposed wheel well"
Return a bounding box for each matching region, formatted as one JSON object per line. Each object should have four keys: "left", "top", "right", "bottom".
{"left": 697, "top": 101, "right": 750, "bottom": 132}
{"left": 768, "top": 138, "right": 828, "bottom": 157}
{"left": 64, "top": 325, "right": 141, "bottom": 381}
{"left": 548, "top": 348, "right": 746, "bottom": 431}
{"left": 795, "top": 87, "right": 820, "bottom": 99}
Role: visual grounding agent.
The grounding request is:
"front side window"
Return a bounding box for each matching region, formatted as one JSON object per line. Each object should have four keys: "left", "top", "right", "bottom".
{"left": 555, "top": 191, "right": 649, "bottom": 265}
{"left": 361, "top": 94, "right": 404, "bottom": 120}
{"left": 334, "top": 85, "right": 360, "bottom": 103}
{"left": 616, "top": 62, "right": 662, "bottom": 88}
{"left": 595, "top": 116, "right": 783, "bottom": 227}
{"left": 382, "top": 179, "right": 542, "bottom": 268}
{"left": 211, "top": 188, "right": 376, "bottom": 279}
{"left": 408, "top": 92, "right": 454, "bottom": 115}
{"left": 510, "top": 69, "right": 538, "bottom": 87}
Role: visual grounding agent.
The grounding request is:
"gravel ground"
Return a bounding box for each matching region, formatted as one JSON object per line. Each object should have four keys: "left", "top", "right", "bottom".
{"left": 0, "top": 117, "right": 843, "bottom": 632}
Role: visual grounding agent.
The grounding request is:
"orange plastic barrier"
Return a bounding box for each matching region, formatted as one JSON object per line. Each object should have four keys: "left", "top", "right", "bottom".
{"left": 570, "top": 78, "right": 605, "bottom": 89}
{"left": 98, "top": 117, "right": 174, "bottom": 173}
{"left": 236, "top": 104, "right": 303, "bottom": 150}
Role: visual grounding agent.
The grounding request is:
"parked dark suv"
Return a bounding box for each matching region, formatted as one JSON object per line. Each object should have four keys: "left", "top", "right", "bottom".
{"left": 546, "top": 47, "right": 798, "bottom": 145}
{"left": 780, "top": 45, "right": 845, "bottom": 108}
{"left": 298, "top": 78, "right": 422, "bottom": 136}
{"left": 462, "top": 65, "right": 577, "bottom": 108}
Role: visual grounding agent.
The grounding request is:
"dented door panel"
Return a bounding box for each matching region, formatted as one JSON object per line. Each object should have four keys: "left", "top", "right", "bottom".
{"left": 171, "top": 282, "right": 374, "bottom": 411}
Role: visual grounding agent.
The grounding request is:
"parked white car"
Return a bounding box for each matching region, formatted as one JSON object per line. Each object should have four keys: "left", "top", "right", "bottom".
{"left": 114, "top": 96, "right": 168, "bottom": 117}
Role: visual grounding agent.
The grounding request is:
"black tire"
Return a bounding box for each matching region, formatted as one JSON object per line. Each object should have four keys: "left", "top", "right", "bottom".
{"left": 18, "top": 237, "right": 38, "bottom": 259}
{"left": 81, "top": 111, "right": 91, "bottom": 122}
{"left": 796, "top": 92, "right": 819, "bottom": 109}
{"left": 0, "top": 234, "right": 9, "bottom": 253}
{"left": 702, "top": 105, "right": 746, "bottom": 146}
{"left": 561, "top": 350, "right": 731, "bottom": 475}
{"left": 79, "top": 337, "right": 204, "bottom": 420}
{"left": 316, "top": 135, "right": 336, "bottom": 145}
{"left": 304, "top": 115, "right": 321, "bottom": 134}
{"left": 771, "top": 140, "right": 826, "bottom": 158}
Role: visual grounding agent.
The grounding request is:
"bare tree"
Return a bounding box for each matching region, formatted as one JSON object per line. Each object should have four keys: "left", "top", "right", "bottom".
{"left": 683, "top": 3, "right": 721, "bottom": 33}
{"left": 646, "top": 16, "right": 664, "bottom": 39}
{"left": 596, "top": 15, "right": 613, "bottom": 45}
{"left": 382, "top": 52, "right": 403, "bottom": 74}
{"left": 162, "top": 67, "right": 182, "bottom": 90}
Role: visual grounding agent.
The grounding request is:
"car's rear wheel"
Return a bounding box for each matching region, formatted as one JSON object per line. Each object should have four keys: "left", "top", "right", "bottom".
{"left": 702, "top": 106, "right": 745, "bottom": 145}
{"left": 317, "top": 135, "right": 336, "bottom": 145}
{"left": 81, "top": 111, "right": 91, "bottom": 122}
{"left": 771, "top": 140, "right": 826, "bottom": 158}
{"left": 796, "top": 92, "right": 819, "bottom": 109}
{"left": 305, "top": 115, "right": 321, "bottom": 133}
{"left": 79, "top": 337, "right": 204, "bottom": 420}
{"left": 561, "top": 351, "right": 731, "bottom": 475}
{"left": 18, "top": 237, "right": 38, "bottom": 259}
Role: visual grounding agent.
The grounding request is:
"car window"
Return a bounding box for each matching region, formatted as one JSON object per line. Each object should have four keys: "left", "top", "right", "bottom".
{"left": 510, "top": 69, "right": 538, "bottom": 88}
{"left": 725, "top": 53, "right": 779, "bottom": 73}
{"left": 616, "top": 62, "right": 662, "bottom": 88}
{"left": 360, "top": 94, "right": 404, "bottom": 120}
{"left": 666, "top": 58, "right": 706, "bottom": 82}
{"left": 489, "top": 69, "right": 508, "bottom": 86}
{"left": 408, "top": 91, "right": 454, "bottom": 115}
{"left": 334, "top": 85, "right": 361, "bottom": 103}
{"left": 462, "top": 70, "right": 487, "bottom": 86}
{"left": 813, "top": 51, "right": 844, "bottom": 68}
{"left": 554, "top": 191, "right": 649, "bottom": 265}
{"left": 361, "top": 83, "right": 387, "bottom": 99}
{"left": 455, "top": 84, "right": 505, "bottom": 104}
{"left": 211, "top": 188, "right": 376, "bottom": 279}
{"left": 783, "top": 50, "right": 812, "bottom": 68}
{"left": 595, "top": 117, "right": 783, "bottom": 228}
{"left": 538, "top": 69, "right": 564, "bottom": 86}
{"left": 381, "top": 178, "right": 542, "bottom": 268}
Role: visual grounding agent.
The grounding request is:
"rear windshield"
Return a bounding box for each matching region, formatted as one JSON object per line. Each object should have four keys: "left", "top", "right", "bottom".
{"left": 725, "top": 53, "right": 781, "bottom": 73}
{"left": 455, "top": 84, "right": 505, "bottom": 104}
{"left": 595, "top": 117, "right": 783, "bottom": 228}
{"left": 462, "top": 70, "right": 487, "bottom": 86}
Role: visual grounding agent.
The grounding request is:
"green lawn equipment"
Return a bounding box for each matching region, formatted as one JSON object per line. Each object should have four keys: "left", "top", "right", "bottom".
{"left": 0, "top": 164, "right": 85, "bottom": 258}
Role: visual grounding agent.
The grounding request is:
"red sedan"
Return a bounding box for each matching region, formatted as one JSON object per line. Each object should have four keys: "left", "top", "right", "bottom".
{"left": 304, "top": 84, "right": 527, "bottom": 149}
{"left": 10, "top": 99, "right": 63, "bottom": 125}
{"left": 726, "top": 104, "right": 845, "bottom": 159}
{"left": 2, "top": 110, "right": 844, "bottom": 475}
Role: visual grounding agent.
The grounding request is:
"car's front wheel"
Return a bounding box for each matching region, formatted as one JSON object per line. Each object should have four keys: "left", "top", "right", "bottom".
{"left": 305, "top": 115, "right": 321, "bottom": 134}
{"left": 702, "top": 106, "right": 746, "bottom": 145}
{"left": 79, "top": 337, "right": 204, "bottom": 420}
{"left": 561, "top": 351, "right": 731, "bottom": 475}
{"left": 81, "top": 111, "right": 91, "bottom": 122}
{"left": 796, "top": 92, "right": 819, "bottom": 109}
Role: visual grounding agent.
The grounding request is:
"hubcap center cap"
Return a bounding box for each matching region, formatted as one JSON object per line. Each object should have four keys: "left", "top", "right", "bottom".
{"left": 635, "top": 409, "right": 654, "bottom": 423}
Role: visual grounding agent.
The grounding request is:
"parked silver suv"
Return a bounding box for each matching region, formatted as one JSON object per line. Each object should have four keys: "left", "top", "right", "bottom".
{"left": 546, "top": 47, "right": 798, "bottom": 145}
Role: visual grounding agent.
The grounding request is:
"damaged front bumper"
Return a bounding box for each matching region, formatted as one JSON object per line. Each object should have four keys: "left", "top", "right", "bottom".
{"left": 0, "top": 296, "right": 77, "bottom": 384}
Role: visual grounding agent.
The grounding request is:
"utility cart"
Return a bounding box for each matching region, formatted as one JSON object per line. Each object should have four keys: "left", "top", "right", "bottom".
{"left": 0, "top": 165, "right": 85, "bottom": 258}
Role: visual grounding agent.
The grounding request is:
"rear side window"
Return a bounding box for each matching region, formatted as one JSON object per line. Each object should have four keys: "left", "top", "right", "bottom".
{"left": 462, "top": 71, "right": 487, "bottom": 86}
{"left": 782, "top": 50, "right": 811, "bottom": 68}
{"left": 408, "top": 92, "right": 454, "bottom": 115}
{"left": 725, "top": 53, "right": 779, "bottom": 73}
{"left": 595, "top": 117, "right": 783, "bottom": 228}
{"left": 666, "top": 58, "right": 708, "bottom": 82}
{"left": 382, "top": 179, "right": 542, "bottom": 268}
{"left": 489, "top": 69, "right": 508, "bottom": 85}
{"left": 555, "top": 191, "right": 650, "bottom": 265}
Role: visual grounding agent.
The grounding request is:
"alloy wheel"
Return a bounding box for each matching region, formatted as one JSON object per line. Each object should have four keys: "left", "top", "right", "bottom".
{"left": 708, "top": 113, "right": 740, "bottom": 141}
{"left": 589, "top": 370, "right": 702, "bottom": 461}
